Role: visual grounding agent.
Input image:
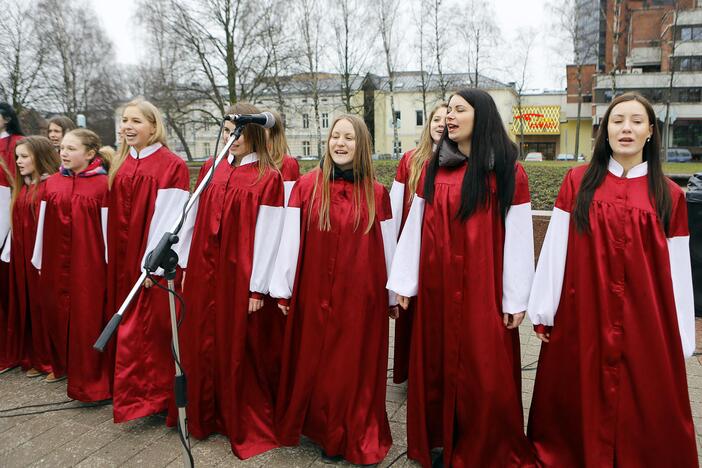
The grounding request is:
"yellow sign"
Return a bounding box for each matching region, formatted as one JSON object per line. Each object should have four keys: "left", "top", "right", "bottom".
{"left": 511, "top": 105, "right": 561, "bottom": 135}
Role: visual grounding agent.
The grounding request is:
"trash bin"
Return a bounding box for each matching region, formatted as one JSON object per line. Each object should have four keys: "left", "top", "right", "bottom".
{"left": 687, "top": 173, "right": 702, "bottom": 317}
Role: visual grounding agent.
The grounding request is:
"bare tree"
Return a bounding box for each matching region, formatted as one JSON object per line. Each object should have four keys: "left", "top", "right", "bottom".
{"left": 661, "top": 1, "right": 684, "bottom": 161}
{"left": 413, "top": 0, "right": 432, "bottom": 118}
{"left": 0, "top": 0, "right": 46, "bottom": 114}
{"left": 297, "top": 0, "right": 324, "bottom": 158}
{"left": 330, "top": 0, "right": 374, "bottom": 113}
{"left": 36, "top": 0, "right": 121, "bottom": 137}
{"left": 551, "top": 0, "right": 598, "bottom": 159}
{"left": 513, "top": 28, "right": 536, "bottom": 159}
{"left": 460, "top": 0, "right": 500, "bottom": 88}
{"left": 430, "top": 0, "right": 449, "bottom": 100}
{"left": 376, "top": 0, "right": 401, "bottom": 158}
{"left": 606, "top": 0, "right": 624, "bottom": 95}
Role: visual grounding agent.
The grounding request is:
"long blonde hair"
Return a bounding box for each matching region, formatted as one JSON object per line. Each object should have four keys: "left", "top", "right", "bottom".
{"left": 311, "top": 114, "right": 376, "bottom": 234}
{"left": 110, "top": 98, "right": 168, "bottom": 185}
{"left": 408, "top": 103, "right": 447, "bottom": 196}
{"left": 11, "top": 136, "right": 59, "bottom": 216}
{"left": 267, "top": 110, "right": 289, "bottom": 169}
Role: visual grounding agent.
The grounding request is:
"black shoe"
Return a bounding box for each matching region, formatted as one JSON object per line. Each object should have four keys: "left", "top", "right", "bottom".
{"left": 432, "top": 454, "right": 445, "bottom": 468}
{"left": 321, "top": 451, "right": 344, "bottom": 464}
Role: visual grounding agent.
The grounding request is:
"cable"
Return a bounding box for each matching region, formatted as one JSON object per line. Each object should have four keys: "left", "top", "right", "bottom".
{"left": 386, "top": 450, "right": 408, "bottom": 467}
{"left": 0, "top": 399, "right": 75, "bottom": 413}
{"left": 521, "top": 359, "right": 539, "bottom": 371}
{"left": 0, "top": 401, "right": 111, "bottom": 418}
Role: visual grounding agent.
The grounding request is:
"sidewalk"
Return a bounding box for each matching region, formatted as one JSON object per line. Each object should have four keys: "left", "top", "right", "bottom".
{"left": 1, "top": 318, "right": 701, "bottom": 467}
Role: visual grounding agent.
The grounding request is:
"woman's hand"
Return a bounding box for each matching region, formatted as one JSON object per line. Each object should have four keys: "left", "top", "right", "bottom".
{"left": 535, "top": 331, "right": 551, "bottom": 343}
{"left": 248, "top": 297, "right": 264, "bottom": 314}
{"left": 397, "top": 295, "right": 410, "bottom": 310}
{"left": 143, "top": 278, "right": 154, "bottom": 288}
{"left": 503, "top": 311, "right": 525, "bottom": 329}
{"left": 388, "top": 305, "right": 400, "bottom": 319}
{"left": 278, "top": 304, "right": 289, "bottom": 315}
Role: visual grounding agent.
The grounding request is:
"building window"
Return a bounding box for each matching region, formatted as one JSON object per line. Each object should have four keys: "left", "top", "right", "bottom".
{"left": 204, "top": 143, "right": 210, "bottom": 157}
{"left": 393, "top": 139, "right": 402, "bottom": 155}
{"left": 303, "top": 113, "right": 310, "bottom": 129}
{"left": 392, "top": 111, "right": 401, "bottom": 127}
{"left": 203, "top": 119, "right": 210, "bottom": 132}
{"left": 303, "top": 141, "right": 311, "bottom": 156}
{"left": 677, "top": 25, "right": 702, "bottom": 41}
{"left": 679, "top": 88, "right": 702, "bottom": 102}
{"left": 674, "top": 56, "right": 702, "bottom": 72}
{"left": 322, "top": 113, "right": 329, "bottom": 128}
{"left": 416, "top": 110, "right": 424, "bottom": 126}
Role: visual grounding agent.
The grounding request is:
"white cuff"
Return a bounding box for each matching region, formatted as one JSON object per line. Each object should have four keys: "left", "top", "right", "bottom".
{"left": 502, "top": 202, "right": 534, "bottom": 313}
{"left": 141, "top": 187, "right": 190, "bottom": 274}
{"left": 269, "top": 206, "right": 301, "bottom": 299}
{"left": 0, "top": 185, "right": 10, "bottom": 249}
{"left": 667, "top": 235, "right": 696, "bottom": 358}
{"left": 249, "top": 205, "right": 285, "bottom": 294}
{"left": 31, "top": 201, "right": 47, "bottom": 269}
{"left": 386, "top": 195, "right": 425, "bottom": 298}
{"left": 389, "top": 180, "right": 405, "bottom": 239}
{"left": 380, "top": 218, "right": 398, "bottom": 306}
{"left": 283, "top": 181, "right": 296, "bottom": 207}
{"left": 101, "top": 207, "right": 109, "bottom": 264}
{"left": 527, "top": 208, "right": 570, "bottom": 326}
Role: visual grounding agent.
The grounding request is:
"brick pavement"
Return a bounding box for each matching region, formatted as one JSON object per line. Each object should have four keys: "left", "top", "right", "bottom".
{"left": 1, "top": 318, "right": 701, "bottom": 467}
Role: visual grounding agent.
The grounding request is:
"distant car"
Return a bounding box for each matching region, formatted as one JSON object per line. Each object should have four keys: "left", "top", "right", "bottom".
{"left": 524, "top": 152, "right": 544, "bottom": 162}
{"left": 666, "top": 148, "right": 693, "bottom": 162}
{"left": 556, "top": 153, "right": 586, "bottom": 162}
{"left": 297, "top": 156, "right": 318, "bottom": 161}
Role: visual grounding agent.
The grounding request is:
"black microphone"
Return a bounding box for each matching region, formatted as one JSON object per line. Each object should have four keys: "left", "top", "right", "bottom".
{"left": 224, "top": 112, "right": 275, "bottom": 128}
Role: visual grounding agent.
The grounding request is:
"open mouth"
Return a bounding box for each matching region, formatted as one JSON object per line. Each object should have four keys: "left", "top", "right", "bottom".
{"left": 618, "top": 137, "right": 634, "bottom": 143}
{"left": 447, "top": 124, "right": 459, "bottom": 132}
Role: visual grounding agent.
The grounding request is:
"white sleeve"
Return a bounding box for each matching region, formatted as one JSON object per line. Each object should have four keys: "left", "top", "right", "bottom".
{"left": 101, "top": 207, "right": 108, "bottom": 264}
{"left": 527, "top": 208, "right": 570, "bottom": 326}
{"left": 0, "top": 185, "right": 10, "bottom": 250}
{"left": 283, "top": 181, "right": 296, "bottom": 207}
{"left": 380, "top": 218, "right": 398, "bottom": 306}
{"left": 386, "top": 195, "right": 425, "bottom": 298}
{"left": 141, "top": 188, "right": 190, "bottom": 274}
{"left": 249, "top": 204, "right": 286, "bottom": 294}
{"left": 175, "top": 197, "right": 199, "bottom": 268}
{"left": 30, "top": 201, "right": 47, "bottom": 270}
{"left": 667, "top": 235, "right": 696, "bottom": 358}
{"left": 389, "top": 180, "right": 405, "bottom": 239}
{"left": 502, "top": 202, "right": 535, "bottom": 314}
{"left": 269, "top": 206, "right": 301, "bottom": 300}
{"left": 1, "top": 228, "right": 10, "bottom": 262}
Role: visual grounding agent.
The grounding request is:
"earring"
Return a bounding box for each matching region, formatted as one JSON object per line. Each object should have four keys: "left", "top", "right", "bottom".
{"left": 646, "top": 137, "right": 650, "bottom": 143}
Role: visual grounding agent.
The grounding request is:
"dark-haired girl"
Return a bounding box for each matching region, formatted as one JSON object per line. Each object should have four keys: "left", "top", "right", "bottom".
{"left": 387, "top": 89, "right": 535, "bottom": 467}
{"left": 0, "top": 103, "right": 24, "bottom": 344}
{"left": 1, "top": 137, "right": 59, "bottom": 376}
{"left": 31, "top": 129, "right": 111, "bottom": 396}
{"left": 527, "top": 92, "right": 697, "bottom": 466}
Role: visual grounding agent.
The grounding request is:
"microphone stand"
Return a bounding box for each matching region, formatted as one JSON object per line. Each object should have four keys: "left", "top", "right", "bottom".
{"left": 94, "top": 124, "right": 245, "bottom": 468}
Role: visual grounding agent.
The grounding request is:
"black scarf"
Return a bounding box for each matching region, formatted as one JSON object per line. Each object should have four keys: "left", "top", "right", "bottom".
{"left": 438, "top": 139, "right": 468, "bottom": 167}
{"left": 320, "top": 159, "right": 361, "bottom": 182}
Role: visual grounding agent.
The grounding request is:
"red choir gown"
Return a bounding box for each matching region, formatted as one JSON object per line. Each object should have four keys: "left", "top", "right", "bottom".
{"left": 32, "top": 158, "right": 111, "bottom": 401}
{"left": 171, "top": 153, "right": 285, "bottom": 459}
{"left": 0, "top": 133, "right": 22, "bottom": 337}
{"left": 388, "top": 149, "right": 417, "bottom": 383}
{"left": 106, "top": 143, "right": 190, "bottom": 422}
{"left": 387, "top": 161, "right": 536, "bottom": 468}
{"left": 527, "top": 159, "right": 698, "bottom": 467}
{"left": 249, "top": 154, "right": 300, "bottom": 401}
{"left": 271, "top": 169, "right": 397, "bottom": 465}
{"left": 1, "top": 179, "right": 52, "bottom": 373}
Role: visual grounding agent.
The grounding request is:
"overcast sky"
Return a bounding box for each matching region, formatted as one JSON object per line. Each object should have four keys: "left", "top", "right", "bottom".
{"left": 91, "top": 0, "right": 567, "bottom": 92}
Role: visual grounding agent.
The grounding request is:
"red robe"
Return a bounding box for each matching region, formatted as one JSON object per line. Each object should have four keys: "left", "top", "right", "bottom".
{"left": 0, "top": 133, "right": 22, "bottom": 328}
{"left": 107, "top": 144, "right": 190, "bottom": 423}
{"left": 251, "top": 154, "right": 300, "bottom": 402}
{"left": 1, "top": 180, "right": 52, "bottom": 373}
{"left": 388, "top": 149, "right": 416, "bottom": 383}
{"left": 527, "top": 160, "right": 698, "bottom": 467}
{"left": 271, "top": 170, "right": 397, "bottom": 465}
{"left": 32, "top": 160, "right": 111, "bottom": 401}
{"left": 171, "top": 153, "right": 285, "bottom": 459}
{"left": 387, "top": 162, "right": 536, "bottom": 467}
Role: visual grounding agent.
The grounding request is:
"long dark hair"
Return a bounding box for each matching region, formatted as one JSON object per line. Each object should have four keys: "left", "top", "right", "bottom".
{"left": 573, "top": 92, "right": 671, "bottom": 234}
{"left": 424, "top": 88, "right": 518, "bottom": 221}
{"left": 0, "top": 102, "right": 24, "bottom": 136}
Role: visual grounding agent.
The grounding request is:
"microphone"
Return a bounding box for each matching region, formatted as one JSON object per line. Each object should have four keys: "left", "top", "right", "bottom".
{"left": 224, "top": 112, "right": 275, "bottom": 128}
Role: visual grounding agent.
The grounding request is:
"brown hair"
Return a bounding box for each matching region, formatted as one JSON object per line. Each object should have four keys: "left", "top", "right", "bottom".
{"left": 64, "top": 128, "right": 110, "bottom": 171}
{"left": 48, "top": 116, "right": 77, "bottom": 136}
{"left": 110, "top": 98, "right": 168, "bottom": 185}
{"left": 408, "top": 103, "right": 447, "bottom": 196}
{"left": 573, "top": 92, "right": 670, "bottom": 234}
{"left": 311, "top": 114, "right": 376, "bottom": 233}
{"left": 267, "top": 110, "right": 289, "bottom": 168}
{"left": 225, "top": 102, "right": 276, "bottom": 179}
{"left": 11, "top": 136, "right": 60, "bottom": 216}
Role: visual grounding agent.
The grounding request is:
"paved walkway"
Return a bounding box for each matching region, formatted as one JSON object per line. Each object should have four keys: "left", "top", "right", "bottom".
{"left": 1, "top": 318, "right": 701, "bottom": 467}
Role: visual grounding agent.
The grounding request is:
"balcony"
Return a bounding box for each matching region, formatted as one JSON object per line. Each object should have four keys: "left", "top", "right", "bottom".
{"left": 595, "top": 71, "right": 702, "bottom": 89}
{"left": 626, "top": 47, "right": 661, "bottom": 67}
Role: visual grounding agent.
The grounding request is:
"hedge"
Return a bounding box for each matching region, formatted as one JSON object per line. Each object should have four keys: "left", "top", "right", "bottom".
{"left": 189, "top": 159, "right": 700, "bottom": 212}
